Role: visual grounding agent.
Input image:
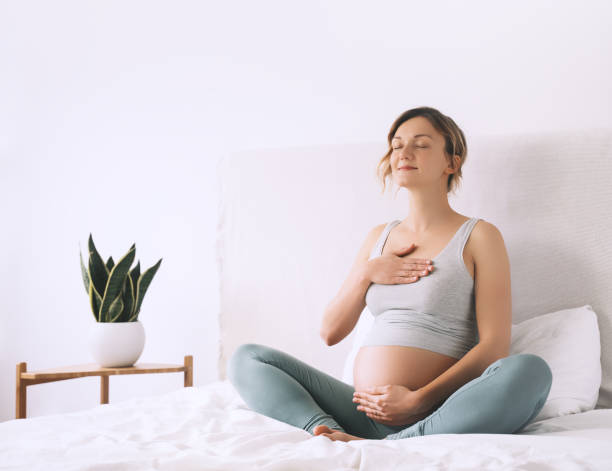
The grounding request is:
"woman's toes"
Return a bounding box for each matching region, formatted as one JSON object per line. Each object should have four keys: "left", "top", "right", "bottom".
{"left": 313, "top": 425, "right": 332, "bottom": 435}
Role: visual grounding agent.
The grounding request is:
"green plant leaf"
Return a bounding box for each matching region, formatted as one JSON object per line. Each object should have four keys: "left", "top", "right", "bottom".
{"left": 106, "top": 256, "right": 115, "bottom": 272}
{"left": 120, "top": 274, "right": 135, "bottom": 322}
{"left": 79, "top": 247, "right": 90, "bottom": 295}
{"left": 133, "top": 258, "right": 162, "bottom": 318}
{"left": 108, "top": 293, "right": 125, "bottom": 322}
{"left": 129, "top": 261, "right": 141, "bottom": 316}
{"left": 89, "top": 280, "right": 103, "bottom": 321}
{"left": 99, "top": 243, "right": 136, "bottom": 323}
{"left": 88, "top": 234, "right": 108, "bottom": 297}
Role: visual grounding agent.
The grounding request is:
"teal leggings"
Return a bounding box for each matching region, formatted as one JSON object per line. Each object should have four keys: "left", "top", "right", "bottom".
{"left": 227, "top": 343, "right": 552, "bottom": 440}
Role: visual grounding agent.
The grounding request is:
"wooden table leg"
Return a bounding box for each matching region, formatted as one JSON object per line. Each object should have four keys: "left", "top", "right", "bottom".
{"left": 184, "top": 355, "right": 193, "bottom": 387}
{"left": 16, "top": 362, "right": 27, "bottom": 419}
{"left": 100, "top": 375, "right": 109, "bottom": 404}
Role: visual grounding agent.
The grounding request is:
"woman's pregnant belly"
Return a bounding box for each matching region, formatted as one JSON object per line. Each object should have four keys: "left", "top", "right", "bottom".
{"left": 353, "top": 345, "right": 459, "bottom": 424}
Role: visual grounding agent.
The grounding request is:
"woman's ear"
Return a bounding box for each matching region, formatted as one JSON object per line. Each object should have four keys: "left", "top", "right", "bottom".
{"left": 447, "top": 154, "right": 461, "bottom": 173}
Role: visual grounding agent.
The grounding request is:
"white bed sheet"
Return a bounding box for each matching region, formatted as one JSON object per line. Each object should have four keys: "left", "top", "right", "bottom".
{"left": 2, "top": 380, "right": 612, "bottom": 470}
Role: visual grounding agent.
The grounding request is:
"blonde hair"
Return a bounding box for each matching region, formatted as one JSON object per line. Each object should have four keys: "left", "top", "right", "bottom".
{"left": 376, "top": 106, "right": 467, "bottom": 197}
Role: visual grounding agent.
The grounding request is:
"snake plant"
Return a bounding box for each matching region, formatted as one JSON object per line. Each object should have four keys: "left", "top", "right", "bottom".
{"left": 79, "top": 234, "right": 162, "bottom": 322}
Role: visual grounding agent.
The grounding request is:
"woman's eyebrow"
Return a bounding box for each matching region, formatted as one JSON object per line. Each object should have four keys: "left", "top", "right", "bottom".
{"left": 392, "top": 134, "right": 432, "bottom": 140}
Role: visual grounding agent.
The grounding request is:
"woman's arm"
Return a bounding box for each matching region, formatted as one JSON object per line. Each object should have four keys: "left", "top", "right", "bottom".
{"left": 320, "top": 224, "right": 384, "bottom": 346}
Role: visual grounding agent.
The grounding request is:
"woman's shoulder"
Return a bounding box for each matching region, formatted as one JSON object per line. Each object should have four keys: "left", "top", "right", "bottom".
{"left": 468, "top": 218, "right": 508, "bottom": 263}
{"left": 470, "top": 217, "right": 500, "bottom": 238}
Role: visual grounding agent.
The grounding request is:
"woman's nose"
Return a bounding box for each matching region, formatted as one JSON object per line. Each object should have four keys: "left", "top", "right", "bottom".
{"left": 400, "top": 148, "right": 415, "bottom": 158}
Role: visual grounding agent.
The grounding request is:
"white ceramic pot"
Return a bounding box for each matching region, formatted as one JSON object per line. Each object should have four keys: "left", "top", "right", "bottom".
{"left": 89, "top": 320, "right": 145, "bottom": 367}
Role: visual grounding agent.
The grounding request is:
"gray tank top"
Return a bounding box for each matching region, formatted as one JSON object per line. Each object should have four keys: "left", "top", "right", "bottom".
{"left": 363, "top": 217, "right": 482, "bottom": 359}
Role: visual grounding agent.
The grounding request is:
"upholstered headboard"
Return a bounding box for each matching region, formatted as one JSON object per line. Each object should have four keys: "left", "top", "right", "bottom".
{"left": 215, "top": 129, "right": 612, "bottom": 409}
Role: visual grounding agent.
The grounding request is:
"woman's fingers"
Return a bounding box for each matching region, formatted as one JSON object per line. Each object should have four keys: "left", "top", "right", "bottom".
{"left": 356, "top": 402, "right": 384, "bottom": 415}
{"left": 354, "top": 393, "right": 381, "bottom": 408}
{"left": 405, "top": 263, "right": 434, "bottom": 271}
{"left": 397, "top": 264, "right": 433, "bottom": 275}
{"left": 359, "top": 405, "right": 378, "bottom": 416}
{"left": 405, "top": 265, "right": 434, "bottom": 279}
{"left": 353, "top": 395, "right": 369, "bottom": 408}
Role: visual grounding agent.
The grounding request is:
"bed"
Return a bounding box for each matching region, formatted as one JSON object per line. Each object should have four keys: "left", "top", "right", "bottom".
{"left": 3, "top": 128, "right": 612, "bottom": 470}
{"left": 1, "top": 381, "right": 612, "bottom": 470}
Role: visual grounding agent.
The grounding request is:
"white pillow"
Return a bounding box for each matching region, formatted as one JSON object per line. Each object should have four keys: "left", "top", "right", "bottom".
{"left": 342, "top": 304, "right": 602, "bottom": 422}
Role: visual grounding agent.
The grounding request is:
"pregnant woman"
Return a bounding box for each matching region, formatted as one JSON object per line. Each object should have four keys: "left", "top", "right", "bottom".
{"left": 228, "top": 106, "right": 553, "bottom": 441}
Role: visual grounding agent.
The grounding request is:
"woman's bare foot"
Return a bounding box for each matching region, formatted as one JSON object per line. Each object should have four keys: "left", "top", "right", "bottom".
{"left": 313, "top": 424, "right": 365, "bottom": 441}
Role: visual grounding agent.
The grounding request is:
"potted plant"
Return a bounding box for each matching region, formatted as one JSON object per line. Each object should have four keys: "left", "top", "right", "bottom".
{"left": 79, "top": 234, "right": 162, "bottom": 367}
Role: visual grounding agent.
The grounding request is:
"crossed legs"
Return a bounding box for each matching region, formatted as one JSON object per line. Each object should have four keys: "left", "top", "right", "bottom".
{"left": 227, "top": 343, "right": 552, "bottom": 440}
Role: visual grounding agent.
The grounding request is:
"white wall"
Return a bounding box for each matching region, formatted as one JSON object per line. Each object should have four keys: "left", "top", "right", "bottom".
{"left": 1, "top": 0, "right": 610, "bottom": 422}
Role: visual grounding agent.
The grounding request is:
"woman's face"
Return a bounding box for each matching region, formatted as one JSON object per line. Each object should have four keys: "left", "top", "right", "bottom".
{"left": 390, "top": 116, "right": 453, "bottom": 190}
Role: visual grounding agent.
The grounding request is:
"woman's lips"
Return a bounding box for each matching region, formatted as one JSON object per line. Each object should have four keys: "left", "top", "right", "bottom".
{"left": 398, "top": 167, "right": 416, "bottom": 170}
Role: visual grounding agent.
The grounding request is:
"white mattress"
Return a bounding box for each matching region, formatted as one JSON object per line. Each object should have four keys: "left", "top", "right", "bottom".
{"left": 2, "top": 381, "right": 612, "bottom": 470}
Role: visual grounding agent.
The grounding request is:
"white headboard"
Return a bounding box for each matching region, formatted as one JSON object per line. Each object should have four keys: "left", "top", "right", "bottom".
{"left": 215, "top": 129, "right": 612, "bottom": 409}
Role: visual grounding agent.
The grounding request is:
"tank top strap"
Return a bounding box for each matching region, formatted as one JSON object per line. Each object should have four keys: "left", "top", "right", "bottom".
{"left": 370, "top": 220, "right": 402, "bottom": 259}
{"left": 455, "top": 217, "right": 481, "bottom": 257}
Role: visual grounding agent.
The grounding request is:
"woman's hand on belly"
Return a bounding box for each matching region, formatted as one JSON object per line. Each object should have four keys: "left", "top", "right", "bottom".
{"left": 353, "top": 384, "right": 430, "bottom": 426}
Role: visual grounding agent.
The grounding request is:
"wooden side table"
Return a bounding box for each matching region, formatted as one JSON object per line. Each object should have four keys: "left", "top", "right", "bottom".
{"left": 15, "top": 355, "right": 193, "bottom": 419}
